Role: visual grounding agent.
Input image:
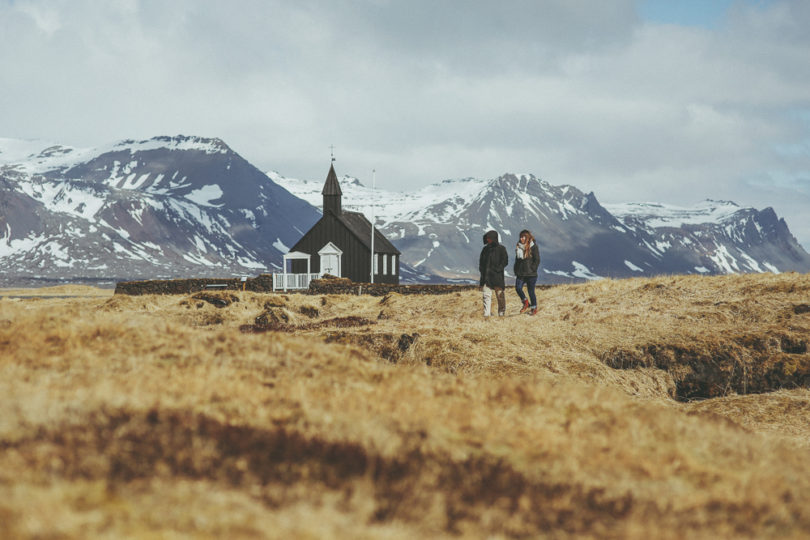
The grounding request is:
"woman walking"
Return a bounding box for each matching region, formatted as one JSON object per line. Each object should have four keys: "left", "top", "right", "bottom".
{"left": 514, "top": 229, "right": 540, "bottom": 315}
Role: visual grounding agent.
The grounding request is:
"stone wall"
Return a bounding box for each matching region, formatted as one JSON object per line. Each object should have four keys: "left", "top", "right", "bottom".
{"left": 114, "top": 274, "right": 552, "bottom": 296}
{"left": 307, "top": 277, "right": 478, "bottom": 296}
{"left": 114, "top": 275, "right": 274, "bottom": 295}
{"left": 114, "top": 274, "right": 487, "bottom": 296}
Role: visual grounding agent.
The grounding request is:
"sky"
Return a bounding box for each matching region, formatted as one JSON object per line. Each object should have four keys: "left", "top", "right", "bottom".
{"left": 2, "top": 0, "right": 810, "bottom": 248}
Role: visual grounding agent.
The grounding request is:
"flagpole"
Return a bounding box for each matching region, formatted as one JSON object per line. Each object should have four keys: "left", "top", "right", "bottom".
{"left": 370, "top": 169, "right": 375, "bottom": 284}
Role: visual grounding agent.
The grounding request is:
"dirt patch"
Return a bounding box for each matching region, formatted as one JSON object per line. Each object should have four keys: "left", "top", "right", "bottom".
{"left": 298, "top": 305, "right": 320, "bottom": 318}
{"left": 240, "top": 315, "right": 376, "bottom": 334}
{"left": 602, "top": 332, "right": 810, "bottom": 400}
{"left": 190, "top": 291, "right": 240, "bottom": 308}
{"left": 794, "top": 304, "right": 810, "bottom": 315}
{"left": 252, "top": 307, "right": 292, "bottom": 328}
{"left": 323, "top": 332, "right": 419, "bottom": 363}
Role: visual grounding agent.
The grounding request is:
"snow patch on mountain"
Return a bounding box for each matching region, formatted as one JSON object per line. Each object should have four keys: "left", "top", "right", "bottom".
{"left": 571, "top": 262, "right": 603, "bottom": 280}
{"left": 25, "top": 182, "right": 107, "bottom": 220}
{"left": 624, "top": 260, "right": 644, "bottom": 272}
{"left": 0, "top": 232, "right": 44, "bottom": 258}
{"left": 185, "top": 185, "right": 224, "bottom": 207}
{"left": 604, "top": 200, "right": 742, "bottom": 228}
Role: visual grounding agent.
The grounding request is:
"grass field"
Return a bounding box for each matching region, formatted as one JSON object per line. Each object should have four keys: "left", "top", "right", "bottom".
{"left": 1, "top": 272, "right": 809, "bottom": 538}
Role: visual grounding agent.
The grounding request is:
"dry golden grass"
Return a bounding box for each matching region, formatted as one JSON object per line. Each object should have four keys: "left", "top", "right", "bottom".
{"left": 1, "top": 273, "right": 809, "bottom": 538}
{"left": 0, "top": 284, "right": 115, "bottom": 297}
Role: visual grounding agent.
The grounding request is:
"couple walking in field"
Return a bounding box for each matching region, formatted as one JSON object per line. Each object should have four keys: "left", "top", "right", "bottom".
{"left": 479, "top": 229, "right": 541, "bottom": 317}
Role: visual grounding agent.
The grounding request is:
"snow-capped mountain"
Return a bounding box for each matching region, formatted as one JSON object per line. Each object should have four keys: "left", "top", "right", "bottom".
{"left": 0, "top": 136, "right": 321, "bottom": 286}
{"left": 3, "top": 135, "right": 807, "bottom": 287}
{"left": 273, "top": 172, "right": 810, "bottom": 282}
{"left": 605, "top": 200, "right": 807, "bottom": 275}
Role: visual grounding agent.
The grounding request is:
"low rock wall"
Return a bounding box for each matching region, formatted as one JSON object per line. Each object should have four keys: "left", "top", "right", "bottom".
{"left": 307, "top": 277, "right": 478, "bottom": 296}
{"left": 114, "top": 275, "right": 274, "bottom": 295}
{"left": 114, "top": 275, "right": 485, "bottom": 296}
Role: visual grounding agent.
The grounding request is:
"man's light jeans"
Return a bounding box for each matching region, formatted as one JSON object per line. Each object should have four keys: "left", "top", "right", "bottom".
{"left": 482, "top": 285, "right": 506, "bottom": 317}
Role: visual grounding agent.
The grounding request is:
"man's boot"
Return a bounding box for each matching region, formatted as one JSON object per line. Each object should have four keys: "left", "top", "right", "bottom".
{"left": 520, "top": 299, "right": 529, "bottom": 314}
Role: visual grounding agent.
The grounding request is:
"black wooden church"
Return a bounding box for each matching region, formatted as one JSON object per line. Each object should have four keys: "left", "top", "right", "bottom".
{"left": 288, "top": 163, "right": 401, "bottom": 284}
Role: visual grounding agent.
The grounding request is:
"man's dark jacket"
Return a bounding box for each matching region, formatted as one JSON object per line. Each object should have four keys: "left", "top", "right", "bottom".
{"left": 479, "top": 230, "right": 508, "bottom": 288}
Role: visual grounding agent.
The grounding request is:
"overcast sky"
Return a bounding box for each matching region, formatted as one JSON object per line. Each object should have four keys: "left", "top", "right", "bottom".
{"left": 2, "top": 0, "right": 810, "bottom": 247}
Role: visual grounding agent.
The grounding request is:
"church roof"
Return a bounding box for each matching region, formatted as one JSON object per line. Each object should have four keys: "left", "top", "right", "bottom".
{"left": 337, "top": 211, "right": 400, "bottom": 255}
{"left": 321, "top": 163, "right": 342, "bottom": 196}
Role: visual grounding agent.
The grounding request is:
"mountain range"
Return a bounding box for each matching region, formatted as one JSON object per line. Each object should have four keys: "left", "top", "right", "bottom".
{"left": 2, "top": 135, "right": 809, "bottom": 287}
{"left": 273, "top": 171, "right": 810, "bottom": 283}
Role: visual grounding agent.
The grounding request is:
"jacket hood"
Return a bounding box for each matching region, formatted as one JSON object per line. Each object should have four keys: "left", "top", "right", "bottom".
{"left": 484, "top": 230, "right": 499, "bottom": 245}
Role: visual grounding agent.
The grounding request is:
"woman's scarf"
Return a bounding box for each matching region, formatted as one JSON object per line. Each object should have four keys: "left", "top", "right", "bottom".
{"left": 516, "top": 240, "right": 534, "bottom": 259}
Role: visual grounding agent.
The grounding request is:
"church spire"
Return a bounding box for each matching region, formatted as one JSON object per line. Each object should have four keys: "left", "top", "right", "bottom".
{"left": 322, "top": 162, "right": 342, "bottom": 215}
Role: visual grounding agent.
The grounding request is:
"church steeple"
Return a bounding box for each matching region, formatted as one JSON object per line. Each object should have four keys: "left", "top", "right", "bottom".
{"left": 322, "top": 162, "right": 342, "bottom": 215}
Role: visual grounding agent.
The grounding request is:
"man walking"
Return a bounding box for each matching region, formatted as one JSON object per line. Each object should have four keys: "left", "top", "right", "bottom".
{"left": 479, "top": 230, "right": 508, "bottom": 317}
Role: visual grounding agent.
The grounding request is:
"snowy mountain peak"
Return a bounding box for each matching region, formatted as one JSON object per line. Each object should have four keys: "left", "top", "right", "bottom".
{"left": 36, "top": 145, "right": 75, "bottom": 159}
{"left": 440, "top": 177, "right": 477, "bottom": 184}
{"left": 0, "top": 138, "right": 61, "bottom": 164}
{"left": 1, "top": 135, "right": 233, "bottom": 179}
{"left": 112, "top": 135, "right": 231, "bottom": 155}
{"left": 341, "top": 175, "right": 364, "bottom": 187}
{"left": 605, "top": 199, "right": 745, "bottom": 228}
{"left": 489, "top": 172, "right": 542, "bottom": 188}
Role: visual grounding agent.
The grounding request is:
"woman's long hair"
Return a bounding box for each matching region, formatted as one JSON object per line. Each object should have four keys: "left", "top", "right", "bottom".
{"left": 518, "top": 229, "right": 534, "bottom": 258}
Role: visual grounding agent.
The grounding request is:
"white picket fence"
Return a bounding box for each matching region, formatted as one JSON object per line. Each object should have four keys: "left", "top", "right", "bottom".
{"left": 272, "top": 272, "right": 322, "bottom": 291}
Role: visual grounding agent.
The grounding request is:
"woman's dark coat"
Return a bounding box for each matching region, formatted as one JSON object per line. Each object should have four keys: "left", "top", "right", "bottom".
{"left": 513, "top": 243, "right": 540, "bottom": 278}
{"left": 479, "top": 230, "right": 508, "bottom": 288}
